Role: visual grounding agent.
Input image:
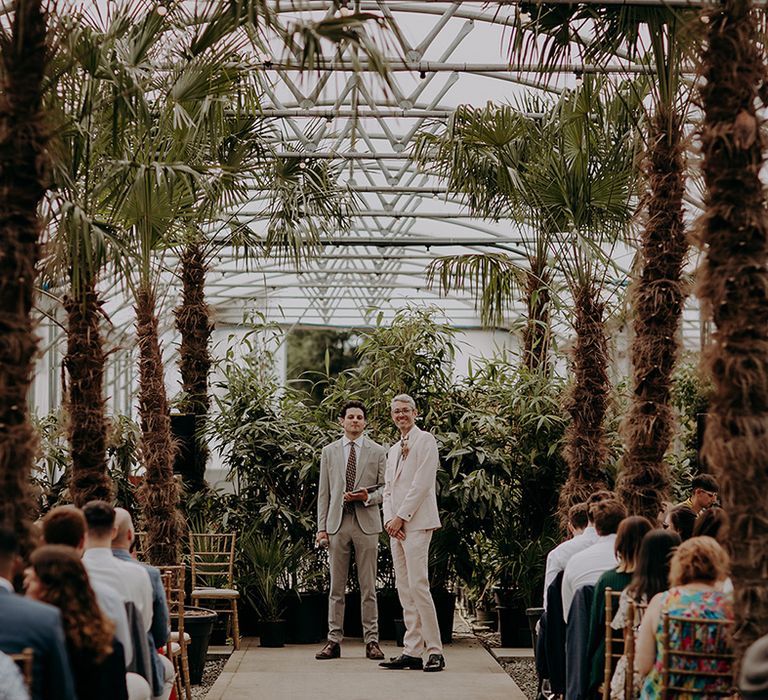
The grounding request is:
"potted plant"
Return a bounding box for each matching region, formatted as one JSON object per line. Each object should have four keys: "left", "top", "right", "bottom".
{"left": 240, "top": 527, "right": 306, "bottom": 647}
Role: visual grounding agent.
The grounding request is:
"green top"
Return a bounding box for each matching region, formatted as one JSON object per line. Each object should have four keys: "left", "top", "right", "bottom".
{"left": 587, "top": 568, "right": 633, "bottom": 693}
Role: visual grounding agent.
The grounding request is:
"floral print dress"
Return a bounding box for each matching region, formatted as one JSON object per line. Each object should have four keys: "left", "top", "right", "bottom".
{"left": 640, "top": 587, "right": 733, "bottom": 700}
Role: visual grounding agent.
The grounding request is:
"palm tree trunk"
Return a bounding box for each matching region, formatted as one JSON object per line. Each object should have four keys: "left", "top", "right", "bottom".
{"left": 522, "top": 257, "right": 552, "bottom": 373}
{"left": 0, "top": 0, "right": 49, "bottom": 553}
{"left": 558, "top": 280, "right": 611, "bottom": 525}
{"left": 173, "top": 241, "right": 213, "bottom": 493}
{"left": 136, "top": 285, "right": 184, "bottom": 565}
{"left": 617, "top": 108, "right": 687, "bottom": 521}
{"left": 63, "top": 280, "right": 113, "bottom": 506}
{"left": 697, "top": 0, "right": 768, "bottom": 669}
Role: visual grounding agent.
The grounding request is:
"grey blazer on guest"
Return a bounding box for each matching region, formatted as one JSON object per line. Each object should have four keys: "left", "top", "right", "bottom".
{"left": 317, "top": 435, "right": 387, "bottom": 535}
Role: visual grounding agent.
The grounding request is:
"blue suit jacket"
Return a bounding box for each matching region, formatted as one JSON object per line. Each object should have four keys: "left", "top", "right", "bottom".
{"left": 0, "top": 588, "right": 76, "bottom": 700}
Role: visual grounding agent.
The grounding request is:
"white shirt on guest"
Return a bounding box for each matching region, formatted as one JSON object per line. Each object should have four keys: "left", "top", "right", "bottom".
{"left": 561, "top": 533, "right": 618, "bottom": 621}
{"left": 543, "top": 525, "right": 600, "bottom": 608}
{"left": 90, "top": 580, "right": 133, "bottom": 666}
{"left": 82, "top": 547, "right": 153, "bottom": 632}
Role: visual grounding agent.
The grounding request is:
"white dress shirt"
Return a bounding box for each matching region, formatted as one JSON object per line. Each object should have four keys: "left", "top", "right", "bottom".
{"left": 82, "top": 547, "right": 153, "bottom": 632}
{"left": 90, "top": 580, "right": 133, "bottom": 666}
{"left": 543, "top": 526, "right": 600, "bottom": 607}
{"left": 0, "top": 578, "right": 12, "bottom": 593}
{"left": 343, "top": 436, "right": 372, "bottom": 506}
{"left": 561, "top": 533, "right": 618, "bottom": 621}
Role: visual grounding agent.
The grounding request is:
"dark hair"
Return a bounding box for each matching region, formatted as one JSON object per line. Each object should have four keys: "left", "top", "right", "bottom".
{"left": 339, "top": 400, "right": 366, "bottom": 419}
{"left": 0, "top": 527, "right": 17, "bottom": 560}
{"left": 668, "top": 506, "right": 697, "bottom": 541}
{"left": 587, "top": 490, "right": 616, "bottom": 522}
{"left": 692, "top": 474, "right": 718, "bottom": 493}
{"left": 626, "top": 529, "right": 681, "bottom": 602}
{"left": 43, "top": 507, "right": 86, "bottom": 548}
{"left": 569, "top": 503, "right": 589, "bottom": 531}
{"left": 592, "top": 499, "right": 627, "bottom": 536}
{"left": 82, "top": 501, "right": 115, "bottom": 536}
{"left": 615, "top": 516, "right": 653, "bottom": 568}
{"left": 30, "top": 545, "right": 114, "bottom": 662}
{"left": 692, "top": 506, "right": 728, "bottom": 542}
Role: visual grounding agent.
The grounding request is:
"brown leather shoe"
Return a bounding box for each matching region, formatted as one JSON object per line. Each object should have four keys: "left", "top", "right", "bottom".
{"left": 366, "top": 641, "right": 385, "bottom": 660}
{"left": 315, "top": 641, "right": 340, "bottom": 660}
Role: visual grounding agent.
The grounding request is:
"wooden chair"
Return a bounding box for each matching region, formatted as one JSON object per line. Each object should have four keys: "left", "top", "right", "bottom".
{"left": 189, "top": 533, "right": 240, "bottom": 650}
{"left": 623, "top": 600, "right": 647, "bottom": 700}
{"left": 158, "top": 565, "right": 191, "bottom": 700}
{"left": 9, "top": 647, "right": 33, "bottom": 690}
{"left": 659, "top": 612, "right": 734, "bottom": 699}
{"left": 601, "top": 588, "right": 626, "bottom": 700}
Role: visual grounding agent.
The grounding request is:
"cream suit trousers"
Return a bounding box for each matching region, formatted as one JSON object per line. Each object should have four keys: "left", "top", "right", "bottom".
{"left": 328, "top": 511, "right": 379, "bottom": 643}
{"left": 391, "top": 529, "right": 443, "bottom": 657}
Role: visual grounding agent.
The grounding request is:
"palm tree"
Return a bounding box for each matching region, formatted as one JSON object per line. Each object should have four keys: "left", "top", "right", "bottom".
{"left": 0, "top": 0, "right": 50, "bottom": 552}
{"left": 41, "top": 0, "right": 386, "bottom": 514}
{"left": 413, "top": 103, "right": 554, "bottom": 372}
{"left": 696, "top": 0, "right": 768, "bottom": 666}
{"left": 416, "top": 80, "right": 641, "bottom": 524}
{"left": 509, "top": 2, "right": 700, "bottom": 521}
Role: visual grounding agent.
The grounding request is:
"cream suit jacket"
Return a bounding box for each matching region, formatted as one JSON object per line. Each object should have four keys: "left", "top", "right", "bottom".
{"left": 383, "top": 424, "right": 441, "bottom": 531}
{"left": 317, "top": 435, "right": 387, "bottom": 536}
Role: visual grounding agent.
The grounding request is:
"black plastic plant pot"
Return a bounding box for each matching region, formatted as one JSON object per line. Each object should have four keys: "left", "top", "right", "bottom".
{"left": 259, "top": 619, "right": 287, "bottom": 648}
{"left": 184, "top": 607, "right": 218, "bottom": 685}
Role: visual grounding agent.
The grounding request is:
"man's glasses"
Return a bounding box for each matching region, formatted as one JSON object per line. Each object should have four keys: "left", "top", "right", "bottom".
{"left": 392, "top": 408, "right": 413, "bottom": 415}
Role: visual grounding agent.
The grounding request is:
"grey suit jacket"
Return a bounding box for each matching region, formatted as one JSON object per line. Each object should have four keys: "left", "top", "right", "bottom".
{"left": 317, "top": 435, "right": 387, "bottom": 535}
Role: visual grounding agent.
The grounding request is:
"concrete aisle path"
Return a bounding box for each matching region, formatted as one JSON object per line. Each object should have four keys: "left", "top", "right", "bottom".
{"left": 206, "top": 637, "right": 526, "bottom": 700}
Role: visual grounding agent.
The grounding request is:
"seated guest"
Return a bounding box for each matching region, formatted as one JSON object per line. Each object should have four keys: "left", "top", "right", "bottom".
{"left": 543, "top": 503, "right": 592, "bottom": 606}
{"left": 81, "top": 502, "right": 153, "bottom": 633}
{"left": 587, "top": 515, "right": 653, "bottom": 694}
{"left": 609, "top": 529, "right": 681, "bottom": 700}
{"left": 26, "top": 545, "right": 128, "bottom": 700}
{"left": 692, "top": 506, "right": 728, "bottom": 542}
{"left": 41, "top": 506, "right": 133, "bottom": 665}
{"left": 676, "top": 474, "right": 718, "bottom": 515}
{"left": 664, "top": 505, "right": 697, "bottom": 541}
{"left": 0, "top": 527, "right": 76, "bottom": 700}
{"left": 636, "top": 536, "right": 733, "bottom": 699}
{"left": 562, "top": 499, "right": 627, "bottom": 621}
{"left": 112, "top": 509, "right": 174, "bottom": 700}
{"left": 543, "top": 490, "right": 614, "bottom": 606}
{"left": 0, "top": 649, "right": 29, "bottom": 700}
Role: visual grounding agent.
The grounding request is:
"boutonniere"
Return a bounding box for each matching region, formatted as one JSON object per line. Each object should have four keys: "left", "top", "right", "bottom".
{"left": 400, "top": 437, "right": 410, "bottom": 460}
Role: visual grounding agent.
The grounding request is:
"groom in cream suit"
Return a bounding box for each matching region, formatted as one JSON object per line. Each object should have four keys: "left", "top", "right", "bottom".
{"left": 316, "top": 400, "right": 387, "bottom": 661}
{"left": 380, "top": 394, "right": 445, "bottom": 672}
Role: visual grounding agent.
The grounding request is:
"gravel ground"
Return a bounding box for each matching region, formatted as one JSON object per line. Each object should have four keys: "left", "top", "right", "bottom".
{"left": 190, "top": 657, "right": 229, "bottom": 700}
{"left": 469, "top": 623, "right": 538, "bottom": 700}
{"left": 499, "top": 657, "right": 538, "bottom": 700}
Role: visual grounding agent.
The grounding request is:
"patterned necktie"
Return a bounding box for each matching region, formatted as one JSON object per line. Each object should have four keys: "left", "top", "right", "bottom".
{"left": 344, "top": 442, "right": 357, "bottom": 513}
{"left": 400, "top": 436, "right": 409, "bottom": 460}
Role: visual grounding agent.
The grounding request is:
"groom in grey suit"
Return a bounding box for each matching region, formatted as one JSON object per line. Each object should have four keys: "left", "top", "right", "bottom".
{"left": 316, "top": 400, "right": 387, "bottom": 661}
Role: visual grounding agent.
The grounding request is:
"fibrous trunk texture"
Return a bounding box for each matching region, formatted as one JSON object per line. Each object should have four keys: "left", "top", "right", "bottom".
{"left": 558, "top": 282, "right": 611, "bottom": 526}
{"left": 173, "top": 242, "right": 213, "bottom": 493}
{"left": 136, "top": 286, "right": 184, "bottom": 565}
{"left": 617, "top": 108, "right": 688, "bottom": 521}
{"left": 697, "top": 0, "right": 768, "bottom": 670}
{"left": 0, "top": 0, "right": 49, "bottom": 554}
{"left": 64, "top": 281, "right": 113, "bottom": 506}
{"left": 523, "top": 258, "right": 552, "bottom": 373}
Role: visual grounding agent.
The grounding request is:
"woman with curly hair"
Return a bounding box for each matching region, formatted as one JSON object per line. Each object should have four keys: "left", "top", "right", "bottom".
{"left": 636, "top": 536, "right": 733, "bottom": 699}
{"left": 26, "top": 545, "right": 128, "bottom": 700}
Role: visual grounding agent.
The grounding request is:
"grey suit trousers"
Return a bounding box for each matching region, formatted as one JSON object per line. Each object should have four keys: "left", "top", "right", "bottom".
{"left": 328, "top": 511, "right": 379, "bottom": 643}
